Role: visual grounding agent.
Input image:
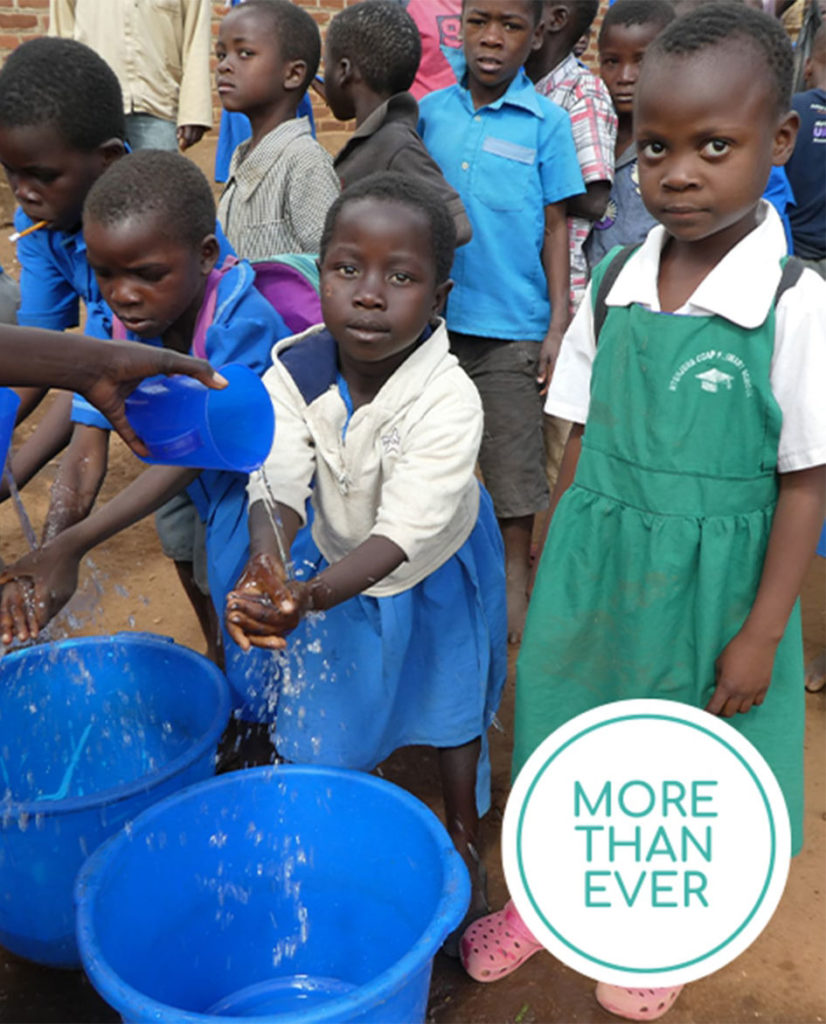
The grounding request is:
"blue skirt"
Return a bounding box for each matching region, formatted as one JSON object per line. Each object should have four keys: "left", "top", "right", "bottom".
{"left": 224, "top": 485, "right": 507, "bottom": 813}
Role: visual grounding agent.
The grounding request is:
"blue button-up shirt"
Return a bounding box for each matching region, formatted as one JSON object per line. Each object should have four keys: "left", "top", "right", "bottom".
{"left": 419, "top": 54, "right": 584, "bottom": 341}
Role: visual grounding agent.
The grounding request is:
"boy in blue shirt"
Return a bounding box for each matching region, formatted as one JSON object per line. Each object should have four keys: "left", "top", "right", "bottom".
{"left": 418, "top": 0, "right": 584, "bottom": 642}
{"left": 0, "top": 151, "right": 290, "bottom": 661}
{"left": 0, "top": 37, "right": 126, "bottom": 464}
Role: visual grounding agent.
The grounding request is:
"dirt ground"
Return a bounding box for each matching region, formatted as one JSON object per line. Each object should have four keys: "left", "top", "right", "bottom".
{"left": 0, "top": 136, "right": 823, "bottom": 1024}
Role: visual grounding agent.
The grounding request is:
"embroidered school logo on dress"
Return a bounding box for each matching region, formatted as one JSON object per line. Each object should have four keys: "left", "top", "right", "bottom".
{"left": 668, "top": 350, "right": 753, "bottom": 397}
{"left": 695, "top": 368, "right": 733, "bottom": 393}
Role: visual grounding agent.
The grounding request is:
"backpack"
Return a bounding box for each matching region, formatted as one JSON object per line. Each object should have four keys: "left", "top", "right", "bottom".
{"left": 111, "top": 253, "right": 322, "bottom": 357}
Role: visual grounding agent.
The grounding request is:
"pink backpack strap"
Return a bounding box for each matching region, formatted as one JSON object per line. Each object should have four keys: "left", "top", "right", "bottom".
{"left": 111, "top": 315, "right": 127, "bottom": 341}
{"left": 191, "top": 255, "right": 238, "bottom": 360}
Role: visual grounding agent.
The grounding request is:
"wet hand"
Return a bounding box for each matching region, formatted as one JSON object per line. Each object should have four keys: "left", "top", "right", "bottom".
{"left": 705, "top": 626, "right": 778, "bottom": 717}
{"left": 0, "top": 545, "right": 81, "bottom": 645}
{"left": 225, "top": 553, "right": 310, "bottom": 651}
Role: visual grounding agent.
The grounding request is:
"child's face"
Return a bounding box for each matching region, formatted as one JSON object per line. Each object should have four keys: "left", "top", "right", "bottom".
{"left": 635, "top": 48, "right": 798, "bottom": 251}
{"left": 462, "top": 1, "right": 544, "bottom": 105}
{"left": 0, "top": 123, "right": 116, "bottom": 232}
{"left": 320, "top": 198, "right": 450, "bottom": 374}
{"left": 599, "top": 22, "right": 663, "bottom": 117}
{"left": 85, "top": 213, "right": 218, "bottom": 341}
{"left": 215, "top": 8, "right": 297, "bottom": 116}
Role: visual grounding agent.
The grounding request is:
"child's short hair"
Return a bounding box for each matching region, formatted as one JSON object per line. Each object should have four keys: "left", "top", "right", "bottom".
{"left": 0, "top": 37, "right": 125, "bottom": 150}
{"left": 461, "top": 0, "right": 544, "bottom": 27}
{"left": 238, "top": 0, "right": 321, "bottom": 93}
{"left": 648, "top": 4, "right": 793, "bottom": 113}
{"left": 326, "top": 1, "right": 422, "bottom": 97}
{"left": 561, "top": 0, "right": 600, "bottom": 42}
{"left": 320, "top": 172, "right": 457, "bottom": 285}
{"left": 84, "top": 150, "right": 215, "bottom": 249}
{"left": 598, "top": 0, "right": 676, "bottom": 45}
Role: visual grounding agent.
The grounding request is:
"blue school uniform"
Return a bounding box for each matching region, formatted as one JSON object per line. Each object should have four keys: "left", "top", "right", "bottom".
{"left": 418, "top": 52, "right": 584, "bottom": 341}
{"left": 69, "top": 260, "right": 290, "bottom": 619}
{"left": 220, "top": 326, "right": 508, "bottom": 815}
{"left": 14, "top": 209, "right": 111, "bottom": 338}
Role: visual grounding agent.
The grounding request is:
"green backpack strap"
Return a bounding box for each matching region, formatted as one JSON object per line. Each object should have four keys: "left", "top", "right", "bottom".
{"left": 592, "top": 244, "right": 639, "bottom": 343}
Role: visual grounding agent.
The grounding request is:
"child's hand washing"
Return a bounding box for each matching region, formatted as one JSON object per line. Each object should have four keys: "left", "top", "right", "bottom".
{"left": 225, "top": 552, "right": 309, "bottom": 652}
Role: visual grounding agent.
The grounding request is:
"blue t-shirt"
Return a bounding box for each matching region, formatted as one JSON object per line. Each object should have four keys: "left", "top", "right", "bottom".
{"left": 14, "top": 208, "right": 111, "bottom": 338}
{"left": 418, "top": 54, "right": 584, "bottom": 341}
{"left": 786, "top": 87, "right": 826, "bottom": 260}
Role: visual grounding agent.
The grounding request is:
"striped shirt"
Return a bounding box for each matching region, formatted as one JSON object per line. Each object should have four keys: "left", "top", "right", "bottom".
{"left": 536, "top": 54, "right": 617, "bottom": 310}
{"left": 218, "top": 117, "right": 340, "bottom": 260}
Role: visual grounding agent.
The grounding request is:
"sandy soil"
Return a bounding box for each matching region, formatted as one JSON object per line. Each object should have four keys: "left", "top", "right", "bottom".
{"left": 0, "top": 137, "right": 823, "bottom": 1024}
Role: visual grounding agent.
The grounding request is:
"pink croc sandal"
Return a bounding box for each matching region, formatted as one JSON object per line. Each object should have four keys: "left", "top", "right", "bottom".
{"left": 459, "top": 899, "right": 543, "bottom": 982}
{"left": 595, "top": 982, "right": 684, "bottom": 1020}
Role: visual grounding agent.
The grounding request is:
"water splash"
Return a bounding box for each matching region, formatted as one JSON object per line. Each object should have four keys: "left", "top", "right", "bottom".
{"left": 4, "top": 462, "right": 37, "bottom": 551}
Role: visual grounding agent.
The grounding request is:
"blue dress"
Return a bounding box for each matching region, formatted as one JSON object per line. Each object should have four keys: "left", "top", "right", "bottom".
{"left": 220, "top": 368, "right": 507, "bottom": 815}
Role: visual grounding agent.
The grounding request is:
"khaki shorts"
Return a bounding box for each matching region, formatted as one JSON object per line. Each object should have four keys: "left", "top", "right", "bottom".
{"left": 449, "top": 333, "right": 549, "bottom": 519}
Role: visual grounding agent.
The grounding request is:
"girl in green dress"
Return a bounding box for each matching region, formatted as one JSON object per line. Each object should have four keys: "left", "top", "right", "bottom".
{"left": 460, "top": 7, "right": 826, "bottom": 1020}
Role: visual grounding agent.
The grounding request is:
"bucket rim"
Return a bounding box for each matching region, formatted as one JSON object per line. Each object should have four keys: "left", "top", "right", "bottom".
{"left": 202, "top": 362, "right": 275, "bottom": 473}
{"left": 75, "top": 764, "right": 471, "bottom": 1024}
{"left": 0, "top": 632, "right": 231, "bottom": 816}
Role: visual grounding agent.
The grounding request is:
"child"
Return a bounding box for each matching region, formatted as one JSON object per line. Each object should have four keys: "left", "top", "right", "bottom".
{"left": 0, "top": 37, "right": 127, "bottom": 479}
{"left": 527, "top": 0, "right": 617, "bottom": 311}
{"left": 224, "top": 172, "right": 507, "bottom": 948}
{"left": 323, "top": 0, "right": 472, "bottom": 246}
{"left": 215, "top": 0, "right": 340, "bottom": 259}
{"left": 2, "top": 151, "right": 290, "bottom": 661}
{"left": 418, "top": 0, "right": 585, "bottom": 643}
{"left": 786, "top": 23, "right": 826, "bottom": 272}
{"left": 461, "top": 8, "right": 826, "bottom": 1019}
{"left": 584, "top": 0, "right": 675, "bottom": 271}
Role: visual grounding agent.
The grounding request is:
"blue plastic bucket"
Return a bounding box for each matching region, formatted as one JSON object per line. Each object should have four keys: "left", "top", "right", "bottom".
{"left": 76, "top": 765, "right": 470, "bottom": 1023}
{"left": 0, "top": 633, "right": 231, "bottom": 968}
{"left": 124, "top": 362, "right": 274, "bottom": 471}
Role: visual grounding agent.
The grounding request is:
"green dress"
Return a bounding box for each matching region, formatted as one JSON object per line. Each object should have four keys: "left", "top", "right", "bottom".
{"left": 514, "top": 258, "right": 805, "bottom": 854}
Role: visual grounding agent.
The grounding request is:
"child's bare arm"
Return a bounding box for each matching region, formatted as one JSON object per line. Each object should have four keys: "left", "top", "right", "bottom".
{"left": 538, "top": 200, "right": 572, "bottom": 392}
{"left": 226, "top": 500, "right": 406, "bottom": 651}
{"left": 0, "top": 464, "right": 198, "bottom": 643}
{"left": 0, "top": 392, "right": 73, "bottom": 502}
{"left": 41, "top": 423, "right": 111, "bottom": 544}
{"left": 707, "top": 463, "right": 826, "bottom": 718}
{"left": 13, "top": 386, "right": 47, "bottom": 423}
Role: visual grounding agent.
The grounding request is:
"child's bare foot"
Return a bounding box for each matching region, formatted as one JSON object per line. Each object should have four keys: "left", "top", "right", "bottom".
{"left": 805, "top": 651, "right": 826, "bottom": 693}
{"left": 443, "top": 843, "right": 489, "bottom": 957}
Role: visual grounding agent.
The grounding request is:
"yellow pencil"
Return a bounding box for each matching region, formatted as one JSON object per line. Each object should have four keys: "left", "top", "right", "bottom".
{"left": 8, "top": 219, "right": 48, "bottom": 243}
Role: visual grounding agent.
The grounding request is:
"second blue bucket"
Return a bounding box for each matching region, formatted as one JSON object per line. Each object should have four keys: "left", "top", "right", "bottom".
{"left": 76, "top": 765, "right": 470, "bottom": 1023}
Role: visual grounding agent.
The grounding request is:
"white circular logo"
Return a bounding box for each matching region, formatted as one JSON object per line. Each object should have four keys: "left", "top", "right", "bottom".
{"left": 502, "top": 699, "right": 791, "bottom": 986}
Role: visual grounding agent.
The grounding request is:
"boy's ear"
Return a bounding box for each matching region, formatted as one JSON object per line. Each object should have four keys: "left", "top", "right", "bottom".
{"left": 97, "top": 138, "right": 126, "bottom": 169}
{"left": 529, "top": 13, "right": 546, "bottom": 52}
{"left": 771, "top": 109, "right": 800, "bottom": 166}
{"left": 283, "top": 59, "right": 309, "bottom": 93}
{"left": 432, "top": 279, "right": 453, "bottom": 318}
{"left": 199, "top": 234, "right": 220, "bottom": 275}
{"left": 544, "top": 3, "right": 569, "bottom": 34}
{"left": 331, "top": 56, "right": 355, "bottom": 87}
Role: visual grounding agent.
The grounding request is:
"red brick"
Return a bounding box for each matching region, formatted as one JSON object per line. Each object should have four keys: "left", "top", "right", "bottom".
{"left": 0, "top": 13, "right": 37, "bottom": 28}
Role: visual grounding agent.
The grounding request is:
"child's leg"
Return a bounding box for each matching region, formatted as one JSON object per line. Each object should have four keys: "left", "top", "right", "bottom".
{"left": 438, "top": 737, "right": 490, "bottom": 953}
{"left": 499, "top": 514, "right": 534, "bottom": 645}
{"left": 172, "top": 559, "right": 224, "bottom": 668}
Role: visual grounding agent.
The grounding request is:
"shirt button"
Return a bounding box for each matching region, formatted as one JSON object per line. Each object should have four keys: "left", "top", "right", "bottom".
{"left": 461, "top": 161, "right": 469, "bottom": 170}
